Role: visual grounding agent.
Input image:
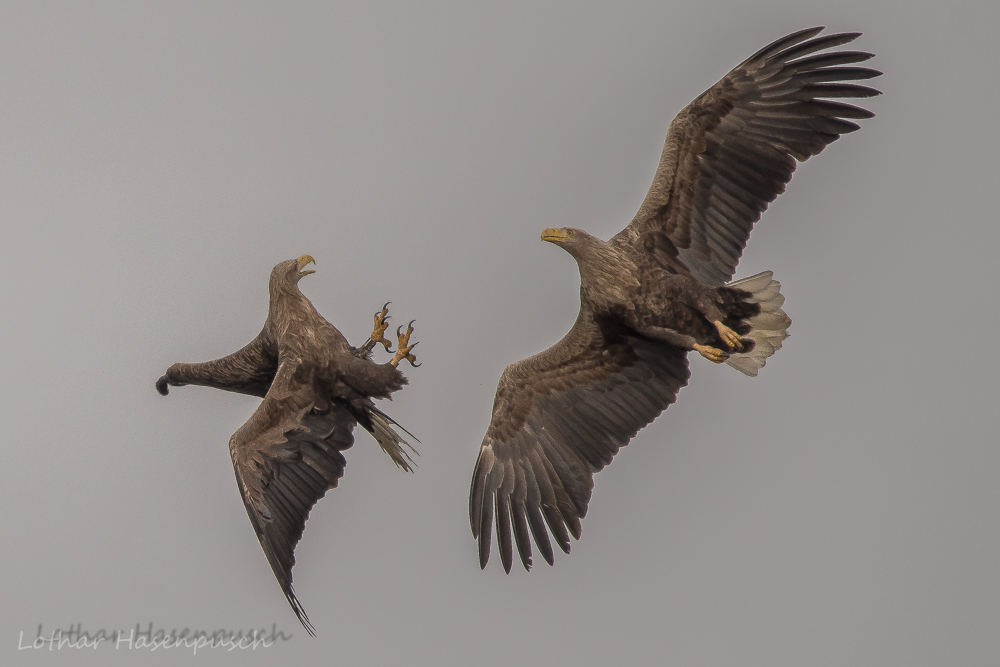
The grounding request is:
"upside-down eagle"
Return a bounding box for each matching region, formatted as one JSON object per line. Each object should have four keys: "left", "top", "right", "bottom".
{"left": 157, "top": 256, "right": 419, "bottom": 635}
{"left": 470, "top": 27, "right": 881, "bottom": 572}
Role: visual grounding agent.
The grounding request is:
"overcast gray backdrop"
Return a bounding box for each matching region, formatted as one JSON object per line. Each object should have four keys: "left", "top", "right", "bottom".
{"left": 3, "top": 1, "right": 999, "bottom": 665}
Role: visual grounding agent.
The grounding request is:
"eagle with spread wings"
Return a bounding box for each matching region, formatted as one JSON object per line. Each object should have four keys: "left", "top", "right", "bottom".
{"left": 470, "top": 27, "right": 880, "bottom": 572}
{"left": 157, "top": 255, "right": 419, "bottom": 635}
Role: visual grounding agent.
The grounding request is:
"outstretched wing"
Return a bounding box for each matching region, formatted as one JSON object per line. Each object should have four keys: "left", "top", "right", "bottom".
{"left": 228, "top": 358, "right": 356, "bottom": 636}
{"left": 614, "top": 27, "right": 881, "bottom": 286}
{"left": 157, "top": 336, "right": 278, "bottom": 398}
{"left": 470, "top": 310, "right": 690, "bottom": 572}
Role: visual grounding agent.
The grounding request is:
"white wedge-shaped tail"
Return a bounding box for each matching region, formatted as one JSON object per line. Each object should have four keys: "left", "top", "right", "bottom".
{"left": 725, "top": 271, "right": 790, "bottom": 377}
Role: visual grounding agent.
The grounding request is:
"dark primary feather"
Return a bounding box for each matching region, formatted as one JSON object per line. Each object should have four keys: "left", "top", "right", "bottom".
{"left": 158, "top": 257, "right": 416, "bottom": 635}
{"left": 470, "top": 27, "right": 877, "bottom": 571}
{"left": 228, "top": 360, "right": 357, "bottom": 637}
{"left": 615, "top": 27, "right": 881, "bottom": 286}
{"left": 470, "top": 313, "right": 690, "bottom": 571}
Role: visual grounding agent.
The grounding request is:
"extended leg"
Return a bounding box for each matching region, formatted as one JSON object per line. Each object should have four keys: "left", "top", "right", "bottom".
{"left": 635, "top": 324, "right": 729, "bottom": 364}
{"left": 673, "top": 275, "right": 746, "bottom": 352}
{"left": 359, "top": 302, "right": 394, "bottom": 355}
{"left": 389, "top": 320, "right": 420, "bottom": 367}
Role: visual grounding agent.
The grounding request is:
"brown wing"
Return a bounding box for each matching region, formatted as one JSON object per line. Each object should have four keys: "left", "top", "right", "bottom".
{"left": 157, "top": 336, "right": 278, "bottom": 398}
{"left": 613, "top": 27, "right": 881, "bottom": 286}
{"left": 228, "top": 358, "right": 356, "bottom": 636}
{"left": 469, "top": 310, "right": 690, "bottom": 572}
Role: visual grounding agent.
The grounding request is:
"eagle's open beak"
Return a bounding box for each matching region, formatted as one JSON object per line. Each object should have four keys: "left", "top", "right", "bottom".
{"left": 297, "top": 255, "right": 316, "bottom": 276}
{"left": 541, "top": 228, "right": 568, "bottom": 243}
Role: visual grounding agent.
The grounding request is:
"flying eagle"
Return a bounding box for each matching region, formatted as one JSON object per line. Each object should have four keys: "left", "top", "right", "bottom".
{"left": 156, "top": 255, "right": 419, "bottom": 635}
{"left": 470, "top": 27, "right": 880, "bottom": 572}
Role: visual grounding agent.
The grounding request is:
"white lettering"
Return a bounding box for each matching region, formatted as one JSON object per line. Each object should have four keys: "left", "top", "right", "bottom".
{"left": 192, "top": 636, "right": 210, "bottom": 655}
{"left": 18, "top": 623, "right": 284, "bottom": 651}
{"left": 252, "top": 630, "right": 274, "bottom": 650}
{"left": 116, "top": 629, "right": 134, "bottom": 650}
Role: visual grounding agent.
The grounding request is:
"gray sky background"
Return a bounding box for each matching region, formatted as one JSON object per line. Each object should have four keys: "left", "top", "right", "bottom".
{"left": 3, "top": 1, "right": 999, "bottom": 665}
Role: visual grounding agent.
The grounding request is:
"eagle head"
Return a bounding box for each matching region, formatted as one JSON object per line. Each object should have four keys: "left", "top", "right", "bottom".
{"left": 269, "top": 255, "right": 316, "bottom": 293}
{"left": 541, "top": 227, "right": 603, "bottom": 261}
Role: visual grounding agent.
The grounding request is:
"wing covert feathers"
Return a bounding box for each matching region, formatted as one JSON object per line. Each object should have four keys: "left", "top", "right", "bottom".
{"left": 470, "top": 27, "right": 876, "bottom": 570}
{"left": 470, "top": 314, "right": 690, "bottom": 571}
{"left": 618, "top": 27, "right": 880, "bottom": 286}
{"left": 229, "top": 361, "right": 357, "bottom": 636}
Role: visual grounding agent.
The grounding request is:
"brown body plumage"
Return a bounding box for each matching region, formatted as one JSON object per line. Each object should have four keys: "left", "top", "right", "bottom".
{"left": 557, "top": 229, "right": 759, "bottom": 351}
{"left": 157, "top": 256, "right": 418, "bottom": 635}
{"left": 470, "top": 27, "right": 880, "bottom": 572}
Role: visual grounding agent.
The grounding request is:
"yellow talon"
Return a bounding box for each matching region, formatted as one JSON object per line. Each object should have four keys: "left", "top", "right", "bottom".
{"left": 713, "top": 320, "right": 744, "bottom": 352}
{"left": 694, "top": 343, "right": 729, "bottom": 364}
{"left": 371, "top": 302, "right": 393, "bottom": 352}
{"left": 390, "top": 320, "right": 420, "bottom": 367}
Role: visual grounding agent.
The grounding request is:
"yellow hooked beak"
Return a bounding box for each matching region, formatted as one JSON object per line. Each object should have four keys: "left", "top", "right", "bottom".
{"left": 541, "top": 227, "right": 569, "bottom": 243}
{"left": 296, "top": 255, "right": 316, "bottom": 276}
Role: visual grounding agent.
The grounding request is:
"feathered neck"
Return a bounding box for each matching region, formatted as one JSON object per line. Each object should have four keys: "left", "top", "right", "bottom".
{"left": 265, "top": 277, "right": 319, "bottom": 340}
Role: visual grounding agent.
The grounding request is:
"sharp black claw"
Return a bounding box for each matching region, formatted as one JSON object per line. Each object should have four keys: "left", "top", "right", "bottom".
{"left": 396, "top": 324, "right": 403, "bottom": 337}
{"left": 407, "top": 319, "right": 416, "bottom": 328}
{"left": 411, "top": 361, "right": 421, "bottom": 367}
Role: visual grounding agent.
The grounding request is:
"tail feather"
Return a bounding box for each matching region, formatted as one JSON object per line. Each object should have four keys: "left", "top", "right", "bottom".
{"left": 366, "top": 404, "right": 419, "bottom": 472}
{"left": 725, "top": 271, "right": 790, "bottom": 377}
